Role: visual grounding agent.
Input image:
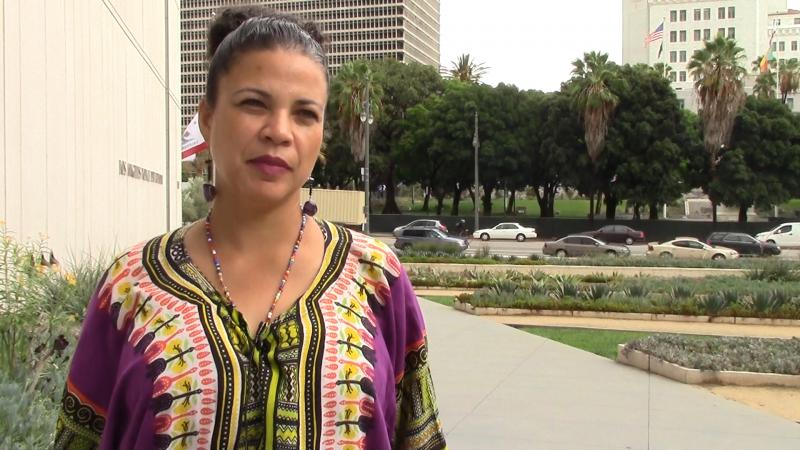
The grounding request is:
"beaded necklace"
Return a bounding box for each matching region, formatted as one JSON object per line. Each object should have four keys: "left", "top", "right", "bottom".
{"left": 204, "top": 211, "right": 308, "bottom": 326}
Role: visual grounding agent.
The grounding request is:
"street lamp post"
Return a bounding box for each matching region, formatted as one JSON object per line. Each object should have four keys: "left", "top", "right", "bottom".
{"left": 473, "top": 110, "right": 480, "bottom": 233}
{"left": 360, "top": 78, "right": 374, "bottom": 234}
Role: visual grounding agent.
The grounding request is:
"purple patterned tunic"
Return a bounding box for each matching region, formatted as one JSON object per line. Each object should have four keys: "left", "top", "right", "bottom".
{"left": 54, "top": 222, "right": 447, "bottom": 450}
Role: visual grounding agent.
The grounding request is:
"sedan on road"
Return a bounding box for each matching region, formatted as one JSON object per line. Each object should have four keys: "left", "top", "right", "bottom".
{"left": 582, "top": 225, "right": 646, "bottom": 245}
{"left": 392, "top": 219, "right": 448, "bottom": 237}
{"left": 647, "top": 237, "right": 738, "bottom": 260}
{"left": 542, "top": 235, "right": 630, "bottom": 258}
{"left": 706, "top": 232, "right": 781, "bottom": 257}
{"left": 473, "top": 223, "right": 537, "bottom": 242}
{"left": 394, "top": 227, "right": 468, "bottom": 253}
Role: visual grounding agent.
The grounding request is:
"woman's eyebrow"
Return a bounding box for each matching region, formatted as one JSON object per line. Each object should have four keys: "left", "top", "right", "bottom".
{"left": 233, "top": 87, "right": 321, "bottom": 109}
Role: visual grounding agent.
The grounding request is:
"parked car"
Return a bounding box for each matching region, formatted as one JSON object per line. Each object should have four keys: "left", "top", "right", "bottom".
{"left": 472, "top": 222, "right": 537, "bottom": 242}
{"left": 755, "top": 222, "right": 800, "bottom": 247}
{"left": 582, "top": 225, "right": 646, "bottom": 245}
{"left": 647, "top": 237, "right": 739, "bottom": 260}
{"left": 392, "top": 219, "right": 448, "bottom": 237}
{"left": 542, "top": 235, "right": 630, "bottom": 258}
{"left": 394, "top": 227, "right": 468, "bottom": 252}
{"left": 706, "top": 232, "right": 781, "bottom": 257}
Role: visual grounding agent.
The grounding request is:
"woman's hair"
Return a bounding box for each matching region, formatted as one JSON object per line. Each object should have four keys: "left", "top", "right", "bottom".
{"left": 205, "top": 6, "right": 328, "bottom": 106}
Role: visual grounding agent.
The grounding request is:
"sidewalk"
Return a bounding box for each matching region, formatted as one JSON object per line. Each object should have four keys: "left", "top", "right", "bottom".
{"left": 421, "top": 299, "right": 800, "bottom": 449}
{"left": 484, "top": 314, "right": 800, "bottom": 338}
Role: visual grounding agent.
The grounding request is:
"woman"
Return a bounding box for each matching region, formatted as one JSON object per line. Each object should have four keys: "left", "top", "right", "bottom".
{"left": 55, "top": 7, "right": 446, "bottom": 450}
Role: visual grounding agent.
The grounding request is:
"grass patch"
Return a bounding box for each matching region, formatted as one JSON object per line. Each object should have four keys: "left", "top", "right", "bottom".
{"left": 521, "top": 326, "right": 652, "bottom": 359}
{"left": 421, "top": 295, "right": 455, "bottom": 307}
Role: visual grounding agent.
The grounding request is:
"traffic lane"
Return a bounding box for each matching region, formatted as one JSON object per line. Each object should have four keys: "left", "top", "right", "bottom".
{"left": 374, "top": 236, "right": 799, "bottom": 259}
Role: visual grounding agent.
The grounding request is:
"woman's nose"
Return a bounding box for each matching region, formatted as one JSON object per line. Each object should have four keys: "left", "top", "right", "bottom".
{"left": 261, "top": 110, "right": 292, "bottom": 145}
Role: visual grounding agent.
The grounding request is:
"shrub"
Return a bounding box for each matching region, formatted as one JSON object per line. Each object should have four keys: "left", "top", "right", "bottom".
{"left": 625, "top": 284, "right": 651, "bottom": 298}
{"left": 0, "top": 224, "right": 107, "bottom": 446}
{"left": 700, "top": 292, "right": 729, "bottom": 316}
{"left": 668, "top": 285, "right": 694, "bottom": 300}
{"left": 623, "top": 335, "right": 800, "bottom": 375}
{"left": 580, "top": 272, "right": 621, "bottom": 284}
{"left": 581, "top": 284, "right": 611, "bottom": 301}
{"left": 746, "top": 261, "right": 800, "bottom": 282}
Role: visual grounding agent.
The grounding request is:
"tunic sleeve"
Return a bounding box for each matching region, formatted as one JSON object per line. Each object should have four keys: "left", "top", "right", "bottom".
{"left": 390, "top": 268, "right": 447, "bottom": 450}
{"left": 54, "top": 257, "right": 155, "bottom": 450}
{"left": 54, "top": 271, "right": 114, "bottom": 449}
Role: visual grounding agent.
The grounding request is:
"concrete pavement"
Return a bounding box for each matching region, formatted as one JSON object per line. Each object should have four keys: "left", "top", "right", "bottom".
{"left": 421, "top": 299, "right": 800, "bottom": 449}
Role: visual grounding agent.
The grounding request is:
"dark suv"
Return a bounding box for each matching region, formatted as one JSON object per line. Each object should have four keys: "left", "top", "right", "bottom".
{"left": 706, "top": 232, "right": 781, "bottom": 256}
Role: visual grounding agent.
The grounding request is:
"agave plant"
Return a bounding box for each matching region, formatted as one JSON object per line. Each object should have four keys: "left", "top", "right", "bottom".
{"left": 669, "top": 285, "right": 694, "bottom": 301}
{"left": 488, "top": 280, "right": 520, "bottom": 296}
{"left": 748, "top": 291, "right": 776, "bottom": 314}
{"left": 701, "top": 292, "right": 730, "bottom": 316}
{"left": 581, "top": 284, "right": 611, "bottom": 301}
{"left": 550, "top": 279, "right": 580, "bottom": 300}
{"left": 625, "top": 284, "right": 651, "bottom": 298}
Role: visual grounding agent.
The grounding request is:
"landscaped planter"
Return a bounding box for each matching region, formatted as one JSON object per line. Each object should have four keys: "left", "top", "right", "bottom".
{"left": 404, "top": 262, "right": 747, "bottom": 279}
{"left": 616, "top": 344, "right": 800, "bottom": 387}
{"left": 451, "top": 300, "right": 800, "bottom": 327}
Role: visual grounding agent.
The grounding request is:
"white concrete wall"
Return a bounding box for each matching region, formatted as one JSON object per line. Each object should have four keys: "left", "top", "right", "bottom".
{"left": 0, "top": 0, "right": 181, "bottom": 261}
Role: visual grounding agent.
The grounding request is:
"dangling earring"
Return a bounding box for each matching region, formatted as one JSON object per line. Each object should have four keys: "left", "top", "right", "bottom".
{"left": 203, "top": 183, "right": 217, "bottom": 202}
{"left": 203, "top": 162, "right": 217, "bottom": 202}
{"left": 302, "top": 177, "right": 318, "bottom": 216}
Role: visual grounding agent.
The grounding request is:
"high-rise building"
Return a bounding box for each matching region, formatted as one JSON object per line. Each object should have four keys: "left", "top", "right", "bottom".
{"left": 622, "top": 0, "right": 790, "bottom": 111}
{"left": 766, "top": 9, "right": 800, "bottom": 110}
{"left": 180, "top": 0, "right": 441, "bottom": 129}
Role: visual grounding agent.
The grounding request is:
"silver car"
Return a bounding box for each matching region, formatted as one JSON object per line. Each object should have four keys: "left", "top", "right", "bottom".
{"left": 394, "top": 227, "right": 468, "bottom": 253}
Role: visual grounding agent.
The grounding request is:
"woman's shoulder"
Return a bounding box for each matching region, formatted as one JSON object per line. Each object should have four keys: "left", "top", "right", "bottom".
{"left": 98, "top": 226, "right": 188, "bottom": 290}
{"left": 328, "top": 222, "right": 404, "bottom": 279}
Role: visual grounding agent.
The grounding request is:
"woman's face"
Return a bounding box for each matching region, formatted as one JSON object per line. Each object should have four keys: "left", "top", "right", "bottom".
{"left": 199, "top": 48, "right": 327, "bottom": 208}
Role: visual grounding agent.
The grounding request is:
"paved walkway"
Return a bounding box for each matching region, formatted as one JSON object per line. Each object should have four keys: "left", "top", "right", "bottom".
{"left": 484, "top": 314, "right": 800, "bottom": 338}
{"left": 420, "top": 299, "right": 800, "bottom": 449}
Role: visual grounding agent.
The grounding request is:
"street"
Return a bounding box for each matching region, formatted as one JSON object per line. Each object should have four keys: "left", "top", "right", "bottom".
{"left": 374, "top": 235, "right": 800, "bottom": 260}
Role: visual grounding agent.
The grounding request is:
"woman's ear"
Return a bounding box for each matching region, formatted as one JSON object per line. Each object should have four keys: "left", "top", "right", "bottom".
{"left": 198, "top": 98, "right": 212, "bottom": 143}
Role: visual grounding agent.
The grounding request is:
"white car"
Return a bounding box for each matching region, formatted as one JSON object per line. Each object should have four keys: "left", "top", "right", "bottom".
{"left": 756, "top": 222, "right": 800, "bottom": 247}
{"left": 472, "top": 222, "right": 537, "bottom": 242}
{"left": 647, "top": 237, "right": 739, "bottom": 260}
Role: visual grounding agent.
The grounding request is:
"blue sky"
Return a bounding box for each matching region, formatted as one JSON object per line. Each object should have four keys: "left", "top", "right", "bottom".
{"left": 440, "top": 0, "right": 800, "bottom": 92}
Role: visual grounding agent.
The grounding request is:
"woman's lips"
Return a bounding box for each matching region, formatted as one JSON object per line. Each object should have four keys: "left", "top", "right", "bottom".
{"left": 247, "top": 154, "right": 290, "bottom": 177}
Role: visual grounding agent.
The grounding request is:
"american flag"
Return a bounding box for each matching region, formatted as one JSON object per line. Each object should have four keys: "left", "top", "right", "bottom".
{"left": 645, "top": 21, "right": 664, "bottom": 45}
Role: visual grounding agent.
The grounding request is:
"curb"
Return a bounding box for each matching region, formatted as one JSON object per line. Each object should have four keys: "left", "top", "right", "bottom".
{"left": 403, "top": 262, "right": 747, "bottom": 278}
{"left": 452, "top": 300, "right": 800, "bottom": 327}
{"left": 616, "top": 345, "right": 800, "bottom": 388}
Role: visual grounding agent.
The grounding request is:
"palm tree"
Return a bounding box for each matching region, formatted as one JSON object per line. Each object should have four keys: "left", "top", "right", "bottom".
{"left": 569, "top": 51, "right": 620, "bottom": 221}
{"left": 652, "top": 62, "right": 674, "bottom": 81}
{"left": 778, "top": 58, "right": 800, "bottom": 104}
{"left": 330, "top": 60, "right": 382, "bottom": 162}
{"left": 449, "top": 54, "right": 488, "bottom": 83}
{"left": 687, "top": 35, "right": 746, "bottom": 223}
{"left": 751, "top": 57, "right": 776, "bottom": 99}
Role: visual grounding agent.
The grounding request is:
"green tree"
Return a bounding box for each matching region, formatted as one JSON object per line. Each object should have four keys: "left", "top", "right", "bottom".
{"left": 568, "top": 51, "right": 620, "bottom": 220}
{"left": 687, "top": 35, "right": 746, "bottom": 222}
{"left": 397, "top": 80, "right": 477, "bottom": 215}
{"left": 182, "top": 177, "right": 210, "bottom": 223}
{"left": 652, "top": 62, "right": 674, "bottom": 81}
{"left": 521, "top": 91, "right": 583, "bottom": 217}
{"left": 602, "top": 64, "right": 692, "bottom": 220}
{"left": 449, "top": 54, "right": 488, "bottom": 83}
{"left": 778, "top": 58, "right": 800, "bottom": 104}
{"left": 370, "top": 59, "right": 445, "bottom": 213}
{"left": 713, "top": 96, "right": 800, "bottom": 221}
{"left": 751, "top": 57, "right": 776, "bottom": 99}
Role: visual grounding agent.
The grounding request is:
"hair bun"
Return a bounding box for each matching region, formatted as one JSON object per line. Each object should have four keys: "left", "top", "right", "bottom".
{"left": 207, "top": 6, "right": 326, "bottom": 59}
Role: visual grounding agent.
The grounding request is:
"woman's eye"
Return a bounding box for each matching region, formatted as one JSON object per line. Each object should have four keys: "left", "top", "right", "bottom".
{"left": 241, "top": 99, "right": 265, "bottom": 108}
{"left": 297, "top": 110, "right": 320, "bottom": 121}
